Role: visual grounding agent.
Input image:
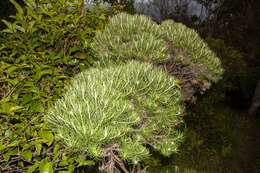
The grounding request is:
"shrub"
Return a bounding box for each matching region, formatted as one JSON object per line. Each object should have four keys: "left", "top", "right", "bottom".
{"left": 91, "top": 13, "right": 223, "bottom": 102}
{"left": 0, "top": 0, "right": 110, "bottom": 172}
{"left": 91, "top": 13, "right": 168, "bottom": 64}
{"left": 0, "top": 0, "right": 108, "bottom": 61}
{"left": 160, "top": 20, "right": 223, "bottom": 83}
{"left": 44, "top": 13, "right": 224, "bottom": 172}
{"left": 45, "top": 61, "right": 184, "bottom": 163}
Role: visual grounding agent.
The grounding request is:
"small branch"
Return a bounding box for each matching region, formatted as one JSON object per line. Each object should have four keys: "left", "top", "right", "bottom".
{"left": 79, "top": 0, "right": 85, "bottom": 16}
{"left": 100, "top": 144, "right": 129, "bottom": 173}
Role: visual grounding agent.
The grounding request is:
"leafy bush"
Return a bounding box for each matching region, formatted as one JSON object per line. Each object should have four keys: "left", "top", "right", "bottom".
{"left": 0, "top": 0, "right": 110, "bottom": 172}
{"left": 1, "top": 0, "right": 108, "bottom": 60}
{"left": 45, "top": 61, "right": 184, "bottom": 163}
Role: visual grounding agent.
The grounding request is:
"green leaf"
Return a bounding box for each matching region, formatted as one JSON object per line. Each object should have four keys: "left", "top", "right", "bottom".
{"left": 35, "top": 142, "right": 42, "bottom": 155}
{"left": 2, "top": 148, "right": 17, "bottom": 162}
{"left": 34, "top": 69, "right": 53, "bottom": 81}
{"left": 15, "top": 25, "right": 26, "bottom": 33}
{"left": 3, "top": 152, "right": 11, "bottom": 161}
{"left": 76, "top": 159, "right": 95, "bottom": 166}
{"left": 22, "top": 150, "right": 33, "bottom": 161}
{"left": 6, "top": 66, "right": 19, "bottom": 75}
{"left": 28, "top": 21, "right": 36, "bottom": 32}
{"left": 7, "top": 140, "right": 19, "bottom": 147}
{"left": 20, "top": 94, "right": 34, "bottom": 105}
{"left": 52, "top": 75, "right": 68, "bottom": 81}
{"left": 39, "top": 131, "right": 54, "bottom": 146}
{"left": 69, "top": 47, "right": 81, "bottom": 55}
{"left": 10, "top": 0, "right": 24, "bottom": 15}
{"left": 58, "top": 166, "right": 74, "bottom": 173}
{"left": 0, "top": 102, "right": 23, "bottom": 115}
{"left": 1, "top": 20, "right": 13, "bottom": 30}
{"left": 29, "top": 101, "right": 45, "bottom": 113}
{"left": 74, "top": 52, "right": 89, "bottom": 60}
{"left": 18, "top": 161, "right": 24, "bottom": 167}
{"left": 53, "top": 144, "right": 60, "bottom": 160}
{"left": 1, "top": 28, "right": 14, "bottom": 33}
{"left": 26, "top": 162, "right": 39, "bottom": 173}
{"left": 58, "top": 164, "right": 74, "bottom": 173}
{"left": 39, "top": 161, "right": 53, "bottom": 173}
{"left": 6, "top": 78, "right": 19, "bottom": 85}
{"left": 59, "top": 155, "right": 69, "bottom": 166}
{"left": 67, "top": 164, "right": 75, "bottom": 172}
{"left": 0, "top": 44, "right": 6, "bottom": 51}
{"left": 0, "top": 143, "right": 5, "bottom": 151}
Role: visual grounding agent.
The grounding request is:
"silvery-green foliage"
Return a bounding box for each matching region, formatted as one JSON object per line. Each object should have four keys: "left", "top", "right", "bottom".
{"left": 46, "top": 61, "right": 183, "bottom": 162}
{"left": 91, "top": 13, "right": 168, "bottom": 64}
{"left": 91, "top": 13, "right": 223, "bottom": 83}
{"left": 160, "top": 20, "right": 223, "bottom": 82}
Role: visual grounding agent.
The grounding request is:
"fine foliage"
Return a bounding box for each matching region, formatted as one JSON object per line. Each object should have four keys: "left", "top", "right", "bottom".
{"left": 91, "top": 13, "right": 223, "bottom": 86}
{"left": 46, "top": 61, "right": 183, "bottom": 163}
{"left": 160, "top": 20, "right": 223, "bottom": 83}
{"left": 91, "top": 13, "right": 168, "bottom": 64}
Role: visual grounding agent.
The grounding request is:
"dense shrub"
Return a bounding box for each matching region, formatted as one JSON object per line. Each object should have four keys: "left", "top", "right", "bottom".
{"left": 161, "top": 20, "right": 223, "bottom": 83}
{"left": 91, "top": 13, "right": 223, "bottom": 102}
{"left": 46, "top": 61, "right": 183, "bottom": 163}
{"left": 45, "top": 13, "right": 224, "bottom": 172}
{"left": 91, "top": 13, "right": 167, "bottom": 63}
{"left": 0, "top": 1, "right": 224, "bottom": 171}
{"left": 144, "top": 38, "right": 252, "bottom": 173}
{"left": 0, "top": 0, "right": 110, "bottom": 172}
{"left": 1, "top": 0, "right": 108, "bottom": 60}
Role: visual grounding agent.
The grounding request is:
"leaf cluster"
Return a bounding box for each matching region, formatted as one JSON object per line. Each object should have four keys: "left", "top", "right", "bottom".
{"left": 0, "top": 0, "right": 110, "bottom": 172}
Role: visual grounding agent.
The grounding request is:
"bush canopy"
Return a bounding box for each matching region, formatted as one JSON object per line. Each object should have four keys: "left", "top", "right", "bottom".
{"left": 46, "top": 61, "right": 183, "bottom": 163}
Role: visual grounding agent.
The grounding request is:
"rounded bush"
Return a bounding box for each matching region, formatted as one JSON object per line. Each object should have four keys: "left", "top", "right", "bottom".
{"left": 45, "top": 61, "right": 183, "bottom": 163}
{"left": 160, "top": 20, "right": 223, "bottom": 82}
{"left": 91, "top": 13, "right": 223, "bottom": 84}
{"left": 91, "top": 13, "right": 168, "bottom": 63}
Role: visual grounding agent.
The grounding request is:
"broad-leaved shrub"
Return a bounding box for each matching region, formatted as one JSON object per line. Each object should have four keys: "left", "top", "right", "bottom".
{"left": 0, "top": 0, "right": 110, "bottom": 172}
